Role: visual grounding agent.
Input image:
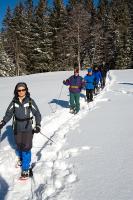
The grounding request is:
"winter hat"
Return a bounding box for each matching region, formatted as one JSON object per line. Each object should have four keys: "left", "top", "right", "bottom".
{"left": 16, "top": 82, "right": 27, "bottom": 89}
{"left": 88, "top": 68, "right": 92, "bottom": 73}
{"left": 14, "top": 82, "right": 29, "bottom": 97}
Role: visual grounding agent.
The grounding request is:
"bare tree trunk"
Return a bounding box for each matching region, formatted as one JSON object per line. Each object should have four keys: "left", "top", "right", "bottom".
{"left": 77, "top": 23, "right": 81, "bottom": 70}
{"left": 92, "top": 43, "right": 97, "bottom": 65}
{"left": 15, "top": 37, "right": 20, "bottom": 76}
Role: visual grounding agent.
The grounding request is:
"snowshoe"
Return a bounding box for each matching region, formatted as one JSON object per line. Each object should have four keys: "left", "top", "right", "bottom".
{"left": 19, "top": 168, "right": 33, "bottom": 181}
{"left": 69, "top": 108, "right": 75, "bottom": 114}
{"left": 87, "top": 99, "right": 93, "bottom": 103}
{"left": 19, "top": 171, "right": 29, "bottom": 180}
{"left": 74, "top": 110, "right": 79, "bottom": 115}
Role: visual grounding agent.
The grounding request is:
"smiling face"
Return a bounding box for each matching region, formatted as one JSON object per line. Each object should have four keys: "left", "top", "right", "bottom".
{"left": 17, "top": 86, "right": 26, "bottom": 98}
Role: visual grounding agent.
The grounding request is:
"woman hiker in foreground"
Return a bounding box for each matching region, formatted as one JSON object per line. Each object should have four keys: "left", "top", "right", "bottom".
{"left": 63, "top": 66, "right": 85, "bottom": 114}
{"left": 0, "top": 82, "right": 41, "bottom": 180}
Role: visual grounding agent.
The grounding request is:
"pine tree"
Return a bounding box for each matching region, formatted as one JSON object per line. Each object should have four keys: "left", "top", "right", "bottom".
{"left": 66, "top": 2, "right": 91, "bottom": 69}
{"left": 3, "top": 2, "right": 28, "bottom": 75}
{"left": 128, "top": 0, "right": 133, "bottom": 68}
{"left": 111, "top": 0, "right": 132, "bottom": 69}
{"left": 25, "top": 0, "right": 34, "bottom": 20}
{"left": 27, "top": 0, "right": 53, "bottom": 73}
{"left": 93, "top": 0, "right": 110, "bottom": 65}
{"left": 2, "top": 6, "right": 12, "bottom": 31}
{"left": 2, "top": 0, "right": 133, "bottom": 75}
{"left": 21, "top": 0, "right": 35, "bottom": 73}
{"left": 84, "top": 0, "right": 94, "bottom": 12}
{"left": 82, "top": 0, "right": 97, "bottom": 67}
{"left": 49, "top": 0, "right": 69, "bottom": 70}
{"left": 0, "top": 34, "right": 15, "bottom": 76}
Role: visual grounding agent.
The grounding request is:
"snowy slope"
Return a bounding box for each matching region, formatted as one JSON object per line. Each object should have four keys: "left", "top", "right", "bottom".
{"left": 0, "top": 69, "right": 133, "bottom": 200}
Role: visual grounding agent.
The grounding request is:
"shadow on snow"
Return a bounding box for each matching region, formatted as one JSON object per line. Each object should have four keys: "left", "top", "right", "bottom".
{"left": 0, "top": 175, "right": 9, "bottom": 200}
{"left": 119, "top": 82, "right": 133, "bottom": 86}
{"left": 49, "top": 99, "right": 69, "bottom": 109}
{"left": 1, "top": 125, "right": 16, "bottom": 150}
{"left": 49, "top": 92, "right": 86, "bottom": 110}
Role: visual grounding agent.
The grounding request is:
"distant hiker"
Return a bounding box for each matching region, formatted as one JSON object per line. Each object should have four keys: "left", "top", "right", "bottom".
{"left": 63, "top": 67, "right": 84, "bottom": 114}
{"left": 84, "top": 68, "right": 95, "bottom": 103}
{"left": 0, "top": 82, "right": 41, "bottom": 180}
{"left": 93, "top": 65, "right": 102, "bottom": 94}
{"left": 99, "top": 63, "right": 109, "bottom": 88}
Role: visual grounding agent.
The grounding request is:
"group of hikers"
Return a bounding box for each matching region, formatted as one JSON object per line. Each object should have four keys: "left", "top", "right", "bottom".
{"left": 63, "top": 63, "right": 109, "bottom": 114}
{"left": 0, "top": 63, "right": 109, "bottom": 180}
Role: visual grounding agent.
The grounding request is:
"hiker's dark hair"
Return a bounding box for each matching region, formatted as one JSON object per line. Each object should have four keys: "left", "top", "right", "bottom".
{"left": 14, "top": 82, "right": 30, "bottom": 98}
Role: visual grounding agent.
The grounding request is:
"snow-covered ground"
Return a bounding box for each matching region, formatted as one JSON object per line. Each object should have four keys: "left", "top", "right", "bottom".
{"left": 0, "top": 69, "right": 133, "bottom": 200}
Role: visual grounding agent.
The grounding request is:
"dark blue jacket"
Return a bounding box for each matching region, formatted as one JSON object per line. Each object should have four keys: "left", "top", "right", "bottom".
{"left": 93, "top": 71, "right": 102, "bottom": 84}
{"left": 3, "top": 96, "right": 41, "bottom": 132}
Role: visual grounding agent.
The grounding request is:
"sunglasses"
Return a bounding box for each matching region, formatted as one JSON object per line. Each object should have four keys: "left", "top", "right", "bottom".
{"left": 17, "top": 89, "right": 26, "bottom": 92}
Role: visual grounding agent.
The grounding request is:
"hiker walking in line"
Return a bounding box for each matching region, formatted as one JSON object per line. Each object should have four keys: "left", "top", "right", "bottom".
{"left": 93, "top": 65, "right": 102, "bottom": 94}
{"left": 99, "top": 63, "right": 109, "bottom": 88}
{"left": 84, "top": 68, "right": 95, "bottom": 103}
{"left": 63, "top": 65, "right": 85, "bottom": 114}
{"left": 0, "top": 82, "right": 41, "bottom": 180}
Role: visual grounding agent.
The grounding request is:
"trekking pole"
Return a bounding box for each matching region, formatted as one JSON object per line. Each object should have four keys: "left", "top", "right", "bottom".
{"left": 55, "top": 84, "right": 64, "bottom": 112}
{"left": 48, "top": 102, "right": 56, "bottom": 113}
{"left": 40, "top": 131, "right": 56, "bottom": 144}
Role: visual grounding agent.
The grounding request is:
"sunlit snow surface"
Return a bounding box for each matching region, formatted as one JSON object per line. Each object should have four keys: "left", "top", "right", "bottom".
{"left": 0, "top": 70, "right": 133, "bottom": 200}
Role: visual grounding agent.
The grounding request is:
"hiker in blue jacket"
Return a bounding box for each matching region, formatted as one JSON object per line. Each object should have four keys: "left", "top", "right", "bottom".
{"left": 84, "top": 68, "right": 95, "bottom": 102}
{"left": 99, "top": 63, "right": 109, "bottom": 88}
{"left": 93, "top": 65, "right": 102, "bottom": 94}
{"left": 0, "top": 82, "right": 41, "bottom": 179}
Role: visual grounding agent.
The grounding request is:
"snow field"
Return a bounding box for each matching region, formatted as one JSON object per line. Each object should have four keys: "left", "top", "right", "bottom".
{"left": 0, "top": 70, "right": 114, "bottom": 200}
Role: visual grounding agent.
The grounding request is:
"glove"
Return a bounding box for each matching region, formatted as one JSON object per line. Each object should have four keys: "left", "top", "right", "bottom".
{"left": 33, "top": 125, "right": 41, "bottom": 134}
{"left": 0, "top": 121, "right": 5, "bottom": 130}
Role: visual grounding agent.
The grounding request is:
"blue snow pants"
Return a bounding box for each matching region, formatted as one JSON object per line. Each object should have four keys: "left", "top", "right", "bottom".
{"left": 15, "top": 131, "right": 33, "bottom": 171}
{"left": 17, "top": 150, "right": 31, "bottom": 171}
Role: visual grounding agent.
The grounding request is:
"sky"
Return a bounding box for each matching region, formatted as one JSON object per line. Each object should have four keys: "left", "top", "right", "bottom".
{"left": 0, "top": 0, "right": 99, "bottom": 28}
{"left": 0, "top": 0, "right": 39, "bottom": 27}
{"left": 0, "top": 69, "right": 133, "bottom": 199}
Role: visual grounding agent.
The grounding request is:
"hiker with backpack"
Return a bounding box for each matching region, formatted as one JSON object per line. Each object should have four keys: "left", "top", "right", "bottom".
{"left": 93, "top": 65, "right": 102, "bottom": 94}
{"left": 99, "top": 63, "right": 109, "bottom": 88}
{"left": 0, "top": 82, "right": 41, "bottom": 180}
{"left": 63, "top": 65, "right": 85, "bottom": 114}
{"left": 84, "top": 68, "right": 95, "bottom": 103}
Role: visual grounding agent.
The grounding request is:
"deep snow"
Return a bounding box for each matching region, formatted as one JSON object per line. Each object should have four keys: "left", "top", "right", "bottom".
{"left": 0, "top": 69, "right": 133, "bottom": 200}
